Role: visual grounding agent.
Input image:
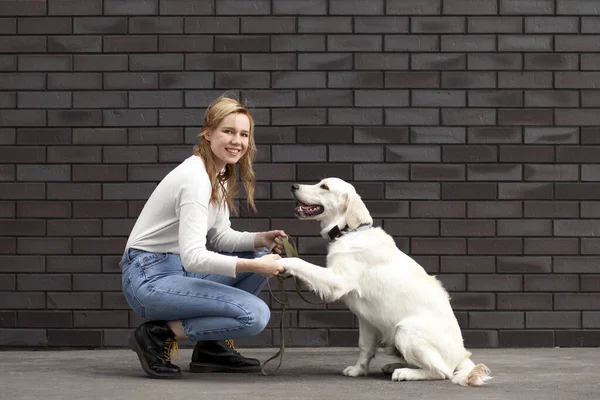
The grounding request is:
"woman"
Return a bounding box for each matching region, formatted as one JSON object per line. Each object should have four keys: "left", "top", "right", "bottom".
{"left": 119, "top": 95, "right": 286, "bottom": 379}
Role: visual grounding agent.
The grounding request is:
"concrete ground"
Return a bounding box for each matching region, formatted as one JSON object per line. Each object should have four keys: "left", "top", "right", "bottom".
{"left": 1, "top": 347, "right": 599, "bottom": 400}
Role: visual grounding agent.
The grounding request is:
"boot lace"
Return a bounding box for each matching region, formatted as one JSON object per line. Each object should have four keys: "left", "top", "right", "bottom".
{"left": 225, "top": 339, "right": 240, "bottom": 354}
{"left": 163, "top": 338, "right": 179, "bottom": 362}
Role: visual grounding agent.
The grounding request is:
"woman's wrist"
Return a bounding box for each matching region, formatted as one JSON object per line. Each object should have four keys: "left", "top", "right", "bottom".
{"left": 253, "top": 232, "right": 265, "bottom": 248}
{"left": 236, "top": 257, "right": 256, "bottom": 274}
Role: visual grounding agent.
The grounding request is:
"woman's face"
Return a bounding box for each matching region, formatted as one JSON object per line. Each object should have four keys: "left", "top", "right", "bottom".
{"left": 204, "top": 112, "right": 250, "bottom": 170}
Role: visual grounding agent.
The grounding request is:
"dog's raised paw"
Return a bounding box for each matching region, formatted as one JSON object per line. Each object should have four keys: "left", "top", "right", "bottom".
{"left": 343, "top": 365, "right": 367, "bottom": 377}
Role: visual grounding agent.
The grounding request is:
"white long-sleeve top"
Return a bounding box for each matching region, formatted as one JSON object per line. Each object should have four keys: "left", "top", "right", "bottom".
{"left": 125, "top": 155, "right": 257, "bottom": 277}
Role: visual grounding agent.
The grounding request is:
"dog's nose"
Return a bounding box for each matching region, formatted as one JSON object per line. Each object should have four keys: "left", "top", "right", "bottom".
{"left": 291, "top": 184, "right": 299, "bottom": 192}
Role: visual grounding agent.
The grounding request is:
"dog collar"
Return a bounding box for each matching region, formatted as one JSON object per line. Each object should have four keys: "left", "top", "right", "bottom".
{"left": 327, "top": 223, "right": 372, "bottom": 242}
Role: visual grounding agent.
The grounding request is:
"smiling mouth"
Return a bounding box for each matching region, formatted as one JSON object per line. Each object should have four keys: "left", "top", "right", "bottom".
{"left": 226, "top": 148, "right": 241, "bottom": 156}
{"left": 294, "top": 201, "right": 324, "bottom": 218}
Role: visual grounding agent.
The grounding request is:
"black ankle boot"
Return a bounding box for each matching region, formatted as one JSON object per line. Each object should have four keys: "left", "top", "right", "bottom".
{"left": 128, "top": 321, "right": 181, "bottom": 378}
{"left": 189, "top": 340, "right": 261, "bottom": 373}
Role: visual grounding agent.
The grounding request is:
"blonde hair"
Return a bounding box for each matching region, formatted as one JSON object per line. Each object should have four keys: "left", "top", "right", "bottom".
{"left": 192, "top": 95, "right": 257, "bottom": 215}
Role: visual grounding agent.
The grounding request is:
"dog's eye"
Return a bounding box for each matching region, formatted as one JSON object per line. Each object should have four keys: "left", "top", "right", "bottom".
{"left": 320, "top": 184, "right": 329, "bottom": 190}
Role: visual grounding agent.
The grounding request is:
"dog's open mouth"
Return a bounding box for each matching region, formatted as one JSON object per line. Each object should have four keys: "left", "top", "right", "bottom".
{"left": 294, "top": 202, "right": 324, "bottom": 218}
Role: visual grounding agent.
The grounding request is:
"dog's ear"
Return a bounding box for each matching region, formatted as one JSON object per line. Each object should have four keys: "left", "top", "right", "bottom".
{"left": 339, "top": 193, "right": 372, "bottom": 230}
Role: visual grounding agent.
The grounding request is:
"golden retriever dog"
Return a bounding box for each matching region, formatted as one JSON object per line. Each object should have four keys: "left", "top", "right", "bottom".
{"left": 278, "top": 178, "right": 491, "bottom": 386}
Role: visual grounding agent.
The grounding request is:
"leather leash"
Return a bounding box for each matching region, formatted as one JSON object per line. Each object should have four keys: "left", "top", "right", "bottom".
{"left": 260, "top": 235, "right": 325, "bottom": 376}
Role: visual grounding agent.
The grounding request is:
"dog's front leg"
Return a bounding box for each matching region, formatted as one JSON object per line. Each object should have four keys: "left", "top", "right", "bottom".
{"left": 279, "top": 257, "right": 351, "bottom": 302}
{"left": 343, "top": 318, "right": 379, "bottom": 377}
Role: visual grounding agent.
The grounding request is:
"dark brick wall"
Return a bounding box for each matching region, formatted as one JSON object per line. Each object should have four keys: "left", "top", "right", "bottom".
{"left": 1, "top": 0, "right": 600, "bottom": 348}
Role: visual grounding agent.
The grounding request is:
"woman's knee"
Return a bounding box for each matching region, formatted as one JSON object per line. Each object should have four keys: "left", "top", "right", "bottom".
{"left": 242, "top": 298, "right": 270, "bottom": 336}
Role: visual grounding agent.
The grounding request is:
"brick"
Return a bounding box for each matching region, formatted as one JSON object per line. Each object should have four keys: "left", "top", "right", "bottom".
{"left": 555, "top": 294, "right": 600, "bottom": 310}
{"left": 385, "top": 219, "right": 438, "bottom": 236}
{"left": 0, "top": 18, "right": 15, "bottom": 34}
{"left": 48, "top": 219, "right": 101, "bottom": 236}
{"left": 73, "top": 128, "right": 126, "bottom": 145}
{"left": 48, "top": 73, "right": 102, "bottom": 90}
{"left": 17, "top": 274, "right": 71, "bottom": 291}
{"left": 17, "top": 165, "right": 70, "bottom": 182}
{"left": 499, "top": 71, "right": 552, "bottom": 88}
{"left": 468, "top": 275, "right": 522, "bottom": 292}
{"left": 129, "top": 55, "right": 183, "bottom": 71}
{"left": 0, "top": 36, "right": 46, "bottom": 53}
{"left": 442, "top": 71, "right": 496, "bottom": 89}
{"left": 18, "top": 311, "right": 72, "bottom": 328}
{"left": 411, "top": 201, "right": 465, "bottom": 219}
{"left": 500, "top": 0, "right": 554, "bottom": 14}
{"left": 0, "top": 73, "right": 45, "bottom": 90}
{"left": 104, "top": 36, "right": 157, "bottom": 53}
{"left": 128, "top": 164, "right": 175, "bottom": 181}
{"left": 524, "top": 165, "right": 578, "bottom": 181}
{"left": 0, "top": 311, "right": 15, "bottom": 328}
{"left": 498, "top": 108, "right": 553, "bottom": 125}
{"left": 0, "top": 55, "right": 16, "bottom": 71}
{"left": 298, "top": 310, "right": 354, "bottom": 328}
{"left": 556, "top": 72, "right": 600, "bottom": 88}
{"left": 411, "top": 237, "right": 465, "bottom": 255}
{"left": 241, "top": 17, "right": 295, "bottom": 34}
{"left": 0, "top": 1, "right": 47, "bottom": 16}
{"left": 583, "top": 312, "right": 600, "bottom": 328}
{"left": 241, "top": 54, "right": 295, "bottom": 71}
{"left": 104, "top": 110, "right": 157, "bottom": 127}
{"left": 525, "top": 54, "right": 578, "bottom": 71}
{"left": 48, "top": 329, "right": 102, "bottom": 346}
{"left": 73, "top": 201, "right": 127, "bottom": 218}
{"left": 525, "top": 275, "right": 579, "bottom": 292}
{"left": 47, "top": 183, "right": 101, "bottom": 200}
{"left": 0, "top": 292, "right": 45, "bottom": 309}
{"left": 443, "top": 35, "right": 496, "bottom": 52}
{"left": 271, "top": 71, "right": 327, "bottom": 89}
{"left": 159, "top": 72, "right": 219, "bottom": 89}
{"left": 525, "top": 201, "right": 579, "bottom": 218}
{"left": 412, "top": 165, "right": 465, "bottom": 181}
{"left": 0, "top": 183, "right": 45, "bottom": 200}
{"left": 468, "top": 16, "right": 522, "bottom": 33}
{"left": 524, "top": 127, "right": 578, "bottom": 144}
{"left": 185, "top": 17, "right": 239, "bottom": 33}
{"left": 500, "top": 145, "right": 554, "bottom": 163}
{"left": 215, "top": 71, "right": 270, "bottom": 89}
{"left": 582, "top": 17, "right": 600, "bottom": 33}
{"left": 524, "top": 238, "right": 579, "bottom": 255}
{"left": 48, "top": 36, "right": 101, "bottom": 53}
{"left": 440, "top": 220, "right": 495, "bottom": 236}
{"left": 159, "top": 35, "right": 212, "bottom": 53}
{"left": 467, "top": 164, "right": 521, "bottom": 182}
{"left": 463, "top": 331, "right": 498, "bottom": 348}
{"left": 47, "top": 292, "right": 100, "bottom": 309}
{"left": 386, "top": 183, "right": 440, "bottom": 200}
{"left": 215, "top": 35, "right": 270, "bottom": 52}
{"left": 469, "top": 238, "right": 523, "bottom": 255}
{"left": 72, "top": 17, "right": 127, "bottom": 34}
{"left": 440, "top": 256, "right": 495, "bottom": 274}
{"left": 103, "top": 0, "right": 158, "bottom": 15}
{"left": 104, "top": 73, "right": 158, "bottom": 90}
{"left": 582, "top": 165, "right": 600, "bottom": 182}
{"left": 72, "top": 92, "right": 127, "bottom": 109}
{"left": 498, "top": 293, "right": 553, "bottom": 310}
{"left": 0, "top": 329, "right": 47, "bottom": 346}
{"left": 47, "top": 256, "right": 101, "bottom": 273}
{"left": 444, "top": 0, "right": 497, "bottom": 14}
{"left": 354, "top": 164, "right": 408, "bottom": 181}
{"left": 47, "top": 110, "right": 101, "bottom": 127}
{"left": 295, "top": 164, "right": 353, "bottom": 181}
{"left": 385, "top": 35, "right": 439, "bottom": 52}
{"left": 74, "top": 55, "right": 128, "bottom": 71}
{"left": 216, "top": 0, "right": 269, "bottom": 15}
{"left": 271, "top": 35, "right": 325, "bottom": 52}
{"left": 497, "top": 220, "right": 552, "bottom": 236}
{"left": 327, "top": 35, "right": 382, "bottom": 52}
{"left": 74, "top": 311, "right": 128, "bottom": 328}
{"left": 47, "top": 146, "right": 101, "bottom": 164}
{"left": 102, "top": 183, "right": 157, "bottom": 200}
{"left": 442, "top": 182, "right": 497, "bottom": 200}
{"left": 18, "top": 92, "right": 71, "bottom": 109}
{"left": 556, "top": 331, "right": 600, "bottom": 347}
{"left": 129, "top": 128, "right": 183, "bottom": 144}
{"left": 498, "top": 330, "right": 554, "bottom": 347}
{"left": 556, "top": 183, "right": 600, "bottom": 200}
{"left": 0, "top": 110, "right": 46, "bottom": 127}
{"left": 159, "top": 0, "right": 213, "bottom": 15}
{"left": 185, "top": 54, "right": 239, "bottom": 71}
{"left": 0, "top": 92, "right": 16, "bottom": 108}
{"left": 450, "top": 293, "right": 495, "bottom": 310}
{"left": 18, "top": 17, "right": 71, "bottom": 34}
{"left": 129, "top": 17, "right": 183, "bottom": 34}
{"left": 470, "top": 311, "right": 524, "bottom": 329}
{"left": 0, "top": 147, "right": 45, "bottom": 163}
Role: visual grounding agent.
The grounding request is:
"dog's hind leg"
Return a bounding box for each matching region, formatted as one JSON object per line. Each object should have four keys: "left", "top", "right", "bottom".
{"left": 390, "top": 320, "right": 453, "bottom": 382}
{"left": 343, "top": 318, "right": 379, "bottom": 377}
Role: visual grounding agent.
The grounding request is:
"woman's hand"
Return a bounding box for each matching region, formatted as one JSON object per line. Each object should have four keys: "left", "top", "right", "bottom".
{"left": 252, "top": 254, "right": 284, "bottom": 277}
{"left": 255, "top": 230, "right": 287, "bottom": 254}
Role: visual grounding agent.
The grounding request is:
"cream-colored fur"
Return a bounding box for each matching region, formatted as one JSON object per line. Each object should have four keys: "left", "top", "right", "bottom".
{"left": 280, "top": 178, "right": 491, "bottom": 387}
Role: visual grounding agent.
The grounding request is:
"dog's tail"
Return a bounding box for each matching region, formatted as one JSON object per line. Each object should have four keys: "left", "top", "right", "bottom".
{"left": 451, "top": 352, "right": 492, "bottom": 387}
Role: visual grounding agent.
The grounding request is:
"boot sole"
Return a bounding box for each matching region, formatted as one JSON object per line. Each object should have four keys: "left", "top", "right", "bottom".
{"left": 128, "top": 334, "right": 181, "bottom": 379}
{"left": 189, "top": 362, "right": 261, "bottom": 373}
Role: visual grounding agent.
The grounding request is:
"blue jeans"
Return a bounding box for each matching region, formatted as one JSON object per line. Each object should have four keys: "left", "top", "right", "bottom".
{"left": 119, "top": 248, "right": 270, "bottom": 342}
